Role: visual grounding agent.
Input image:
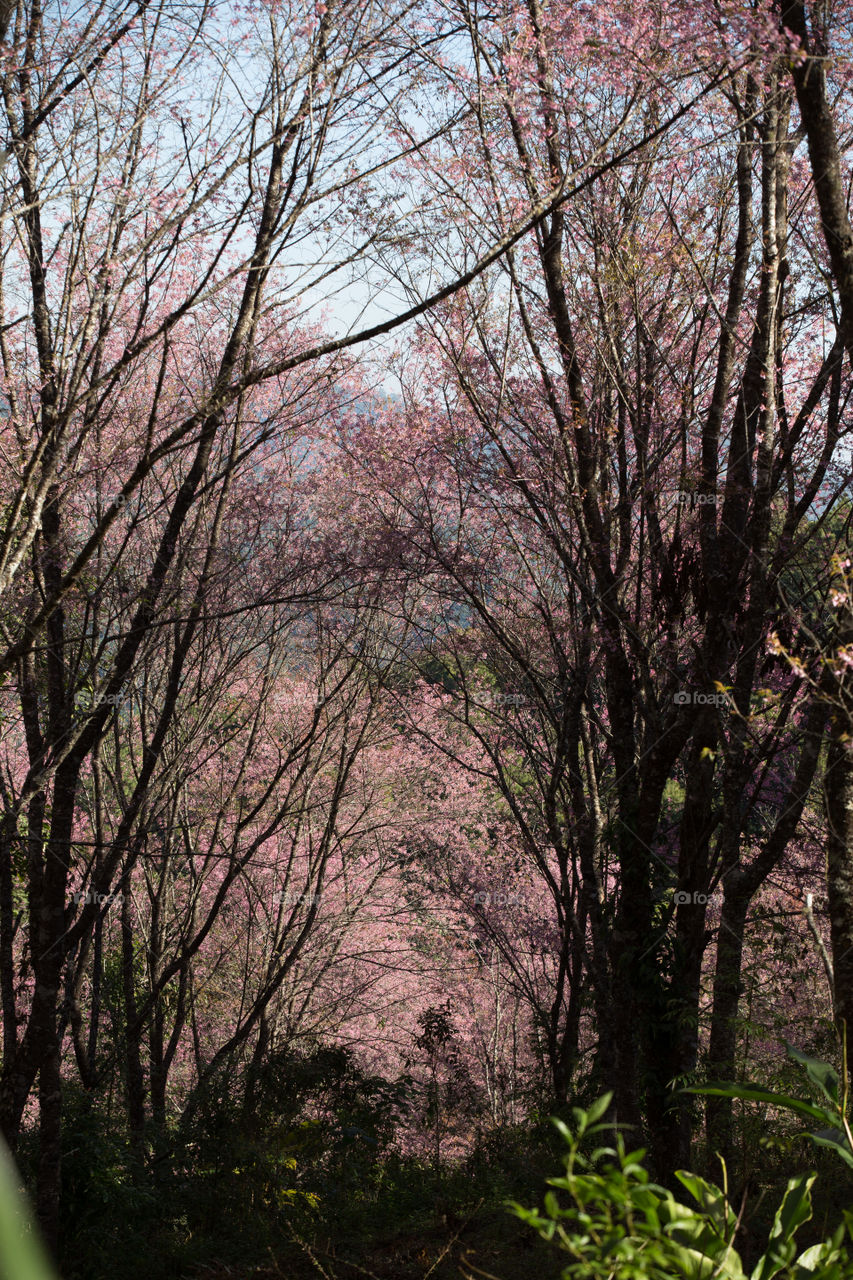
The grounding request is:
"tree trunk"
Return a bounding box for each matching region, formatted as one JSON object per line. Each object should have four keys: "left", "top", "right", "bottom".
{"left": 824, "top": 602, "right": 853, "bottom": 1038}
{"left": 36, "top": 1041, "right": 62, "bottom": 1256}
{"left": 705, "top": 879, "right": 751, "bottom": 1171}
{"left": 781, "top": 0, "right": 853, "bottom": 1044}
{"left": 122, "top": 892, "right": 147, "bottom": 1145}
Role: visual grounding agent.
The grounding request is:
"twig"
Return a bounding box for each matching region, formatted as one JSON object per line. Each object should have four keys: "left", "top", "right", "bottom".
{"left": 288, "top": 1227, "right": 337, "bottom": 1280}
{"left": 423, "top": 1198, "right": 484, "bottom": 1278}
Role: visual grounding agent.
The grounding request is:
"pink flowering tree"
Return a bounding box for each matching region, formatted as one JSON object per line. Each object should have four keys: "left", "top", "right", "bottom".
{"left": 316, "top": 0, "right": 853, "bottom": 1174}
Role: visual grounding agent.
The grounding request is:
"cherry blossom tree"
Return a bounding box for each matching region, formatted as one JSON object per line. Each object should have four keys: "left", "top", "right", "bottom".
{"left": 317, "top": 0, "right": 853, "bottom": 1176}
{"left": 0, "top": 0, "right": 471, "bottom": 1240}
{"left": 2, "top": 0, "right": 853, "bottom": 1256}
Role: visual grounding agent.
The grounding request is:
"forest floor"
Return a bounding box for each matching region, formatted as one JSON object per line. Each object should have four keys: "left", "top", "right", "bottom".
{"left": 191, "top": 1205, "right": 553, "bottom": 1280}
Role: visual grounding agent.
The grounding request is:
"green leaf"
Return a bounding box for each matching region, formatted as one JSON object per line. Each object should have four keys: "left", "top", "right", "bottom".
{"left": 686, "top": 1082, "right": 832, "bottom": 1126}
{"left": 0, "top": 1138, "right": 57, "bottom": 1280}
{"left": 675, "top": 1169, "right": 738, "bottom": 1238}
{"left": 791, "top": 1222, "right": 853, "bottom": 1278}
{"left": 550, "top": 1118, "right": 573, "bottom": 1146}
{"left": 663, "top": 1206, "right": 745, "bottom": 1275}
{"left": 809, "top": 1128, "right": 853, "bottom": 1169}
{"left": 665, "top": 1236, "right": 746, "bottom": 1279}
{"left": 583, "top": 1093, "right": 614, "bottom": 1127}
{"left": 750, "top": 1174, "right": 815, "bottom": 1280}
{"left": 784, "top": 1044, "right": 840, "bottom": 1107}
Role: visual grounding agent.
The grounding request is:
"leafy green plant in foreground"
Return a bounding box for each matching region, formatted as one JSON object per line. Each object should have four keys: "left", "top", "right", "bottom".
{"left": 0, "top": 1137, "right": 57, "bottom": 1280}
{"left": 506, "top": 1095, "right": 853, "bottom": 1279}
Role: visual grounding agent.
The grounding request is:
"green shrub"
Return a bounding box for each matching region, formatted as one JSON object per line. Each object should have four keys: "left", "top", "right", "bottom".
{"left": 508, "top": 1094, "right": 853, "bottom": 1279}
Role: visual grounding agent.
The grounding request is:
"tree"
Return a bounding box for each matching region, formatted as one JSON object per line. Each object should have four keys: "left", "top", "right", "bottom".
{"left": 778, "top": 0, "right": 853, "bottom": 1045}
{"left": 2, "top": 0, "right": 852, "bottom": 1253}
{"left": 0, "top": 0, "right": 470, "bottom": 1242}
{"left": 319, "top": 0, "right": 853, "bottom": 1176}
